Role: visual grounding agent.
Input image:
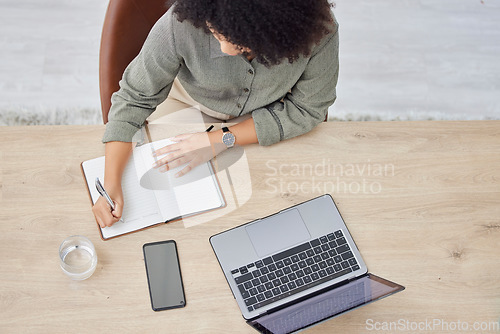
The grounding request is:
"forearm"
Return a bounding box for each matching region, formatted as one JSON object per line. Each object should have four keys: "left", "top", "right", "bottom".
{"left": 103, "top": 10, "right": 181, "bottom": 144}
{"left": 251, "top": 30, "right": 338, "bottom": 146}
{"left": 104, "top": 141, "right": 133, "bottom": 188}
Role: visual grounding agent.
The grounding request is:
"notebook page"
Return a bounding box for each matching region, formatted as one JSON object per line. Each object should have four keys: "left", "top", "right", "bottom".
{"left": 136, "top": 138, "right": 225, "bottom": 220}
{"left": 171, "top": 162, "right": 225, "bottom": 217}
{"left": 134, "top": 138, "right": 180, "bottom": 193}
{"left": 82, "top": 155, "right": 163, "bottom": 239}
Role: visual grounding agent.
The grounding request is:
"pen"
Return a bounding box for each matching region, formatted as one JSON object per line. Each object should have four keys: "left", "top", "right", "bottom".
{"left": 95, "top": 177, "right": 116, "bottom": 211}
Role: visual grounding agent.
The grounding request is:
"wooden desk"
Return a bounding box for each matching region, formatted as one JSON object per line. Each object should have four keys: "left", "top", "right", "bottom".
{"left": 1, "top": 121, "right": 499, "bottom": 333}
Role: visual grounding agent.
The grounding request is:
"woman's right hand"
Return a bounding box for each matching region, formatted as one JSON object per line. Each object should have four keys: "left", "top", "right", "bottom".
{"left": 93, "top": 141, "right": 133, "bottom": 228}
{"left": 92, "top": 183, "right": 124, "bottom": 228}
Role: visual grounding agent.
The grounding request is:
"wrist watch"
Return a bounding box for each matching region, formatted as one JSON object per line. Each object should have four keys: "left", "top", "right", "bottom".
{"left": 221, "top": 127, "right": 235, "bottom": 148}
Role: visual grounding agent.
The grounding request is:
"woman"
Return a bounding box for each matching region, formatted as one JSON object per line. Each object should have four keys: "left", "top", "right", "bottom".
{"left": 93, "top": 0, "right": 339, "bottom": 228}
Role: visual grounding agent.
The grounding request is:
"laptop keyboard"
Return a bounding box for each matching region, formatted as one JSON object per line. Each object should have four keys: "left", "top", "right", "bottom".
{"left": 230, "top": 230, "right": 361, "bottom": 312}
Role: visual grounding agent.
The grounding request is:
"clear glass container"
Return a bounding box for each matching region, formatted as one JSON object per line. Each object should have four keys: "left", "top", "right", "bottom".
{"left": 59, "top": 235, "right": 97, "bottom": 280}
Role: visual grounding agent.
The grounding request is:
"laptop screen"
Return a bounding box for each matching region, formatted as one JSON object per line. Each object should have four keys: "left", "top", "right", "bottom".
{"left": 247, "top": 273, "right": 404, "bottom": 334}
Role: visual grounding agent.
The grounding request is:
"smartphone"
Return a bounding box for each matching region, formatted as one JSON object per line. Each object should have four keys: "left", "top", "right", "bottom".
{"left": 143, "top": 240, "right": 186, "bottom": 311}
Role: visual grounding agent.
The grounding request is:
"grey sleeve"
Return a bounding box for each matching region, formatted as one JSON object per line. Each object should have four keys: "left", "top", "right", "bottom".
{"left": 103, "top": 9, "right": 182, "bottom": 143}
{"left": 252, "top": 29, "right": 339, "bottom": 146}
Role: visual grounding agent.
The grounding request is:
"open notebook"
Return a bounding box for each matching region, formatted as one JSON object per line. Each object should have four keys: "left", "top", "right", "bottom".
{"left": 82, "top": 138, "right": 225, "bottom": 240}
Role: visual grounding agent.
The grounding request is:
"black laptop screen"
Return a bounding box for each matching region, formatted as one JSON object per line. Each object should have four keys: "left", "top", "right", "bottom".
{"left": 247, "top": 274, "right": 404, "bottom": 334}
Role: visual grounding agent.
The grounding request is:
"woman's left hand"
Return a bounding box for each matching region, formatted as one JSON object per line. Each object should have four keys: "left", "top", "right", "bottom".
{"left": 152, "top": 131, "right": 226, "bottom": 177}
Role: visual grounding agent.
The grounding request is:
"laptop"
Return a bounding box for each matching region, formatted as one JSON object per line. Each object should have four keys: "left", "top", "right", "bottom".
{"left": 210, "top": 194, "right": 404, "bottom": 333}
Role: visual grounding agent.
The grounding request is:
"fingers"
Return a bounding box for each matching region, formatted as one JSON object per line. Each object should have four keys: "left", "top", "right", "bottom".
{"left": 111, "top": 201, "right": 123, "bottom": 220}
{"left": 94, "top": 214, "right": 105, "bottom": 229}
{"left": 175, "top": 154, "right": 206, "bottom": 177}
{"left": 159, "top": 155, "right": 190, "bottom": 172}
{"left": 152, "top": 133, "right": 196, "bottom": 156}
{"left": 151, "top": 132, "right": 214, "bottom": 176}
{"left": 153, "top": 151, "right": 184, "bottom": 171}
{"left": 153, "top": 132, "right": 209, "bottom": 158}
{"left": 92, "top": 197, "right": 121, "bottom": 228}
{"left": 153, "top": 141, "right": 191, "bottom": 171}
{"left": 153, "top": 142, "right": 180, "bottom": 157}
{"left": 176, "top": 164, "right": 193, "bottom": 177}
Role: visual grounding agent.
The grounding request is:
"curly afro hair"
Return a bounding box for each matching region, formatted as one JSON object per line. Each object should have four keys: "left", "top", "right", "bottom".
{"left": 170, "top": 0, "right": 335, "bottom": 67}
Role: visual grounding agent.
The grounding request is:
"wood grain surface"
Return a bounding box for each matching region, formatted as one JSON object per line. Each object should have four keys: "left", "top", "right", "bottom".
{"left": 0, "top": 121, "right": 499, "bottom": 333}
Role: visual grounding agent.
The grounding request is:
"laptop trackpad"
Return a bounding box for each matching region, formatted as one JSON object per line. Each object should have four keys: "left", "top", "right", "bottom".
{"left": 246, "top": 208, "right": 311, "bottom": 258}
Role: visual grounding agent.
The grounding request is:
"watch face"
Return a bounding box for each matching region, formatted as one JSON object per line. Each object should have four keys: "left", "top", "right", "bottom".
{"left": 222, "top": 132, "right": 235, "bottom": 147}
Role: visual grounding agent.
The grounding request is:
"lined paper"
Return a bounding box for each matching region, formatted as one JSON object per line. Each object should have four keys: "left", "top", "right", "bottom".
{"left": 137, "top": 138, "right": 224, "bottom": 220}
{"left": 82, "top": 137, "right": 225, "bottom": 239}
{"left": 82, "top": 155, "right": 163, "bottom": 239}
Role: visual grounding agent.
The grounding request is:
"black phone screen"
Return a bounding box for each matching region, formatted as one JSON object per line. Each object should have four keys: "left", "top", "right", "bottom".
{"left": 143, "top": 240, "right": 186, "bottom": 311}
